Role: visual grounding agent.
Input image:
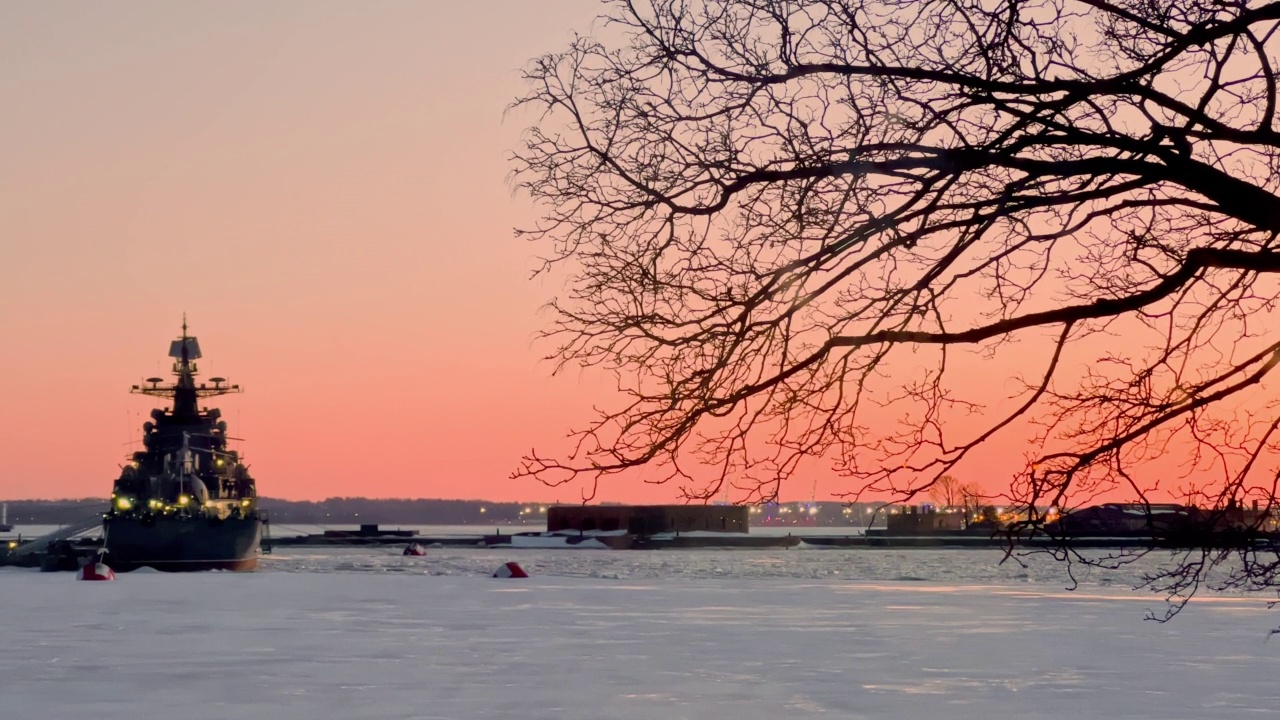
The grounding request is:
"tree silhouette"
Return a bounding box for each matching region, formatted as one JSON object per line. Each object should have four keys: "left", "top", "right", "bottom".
{"left": 513, "top": 0, "right": 1280, "bottom": 608}
{"left": 928, "top": 474, "right": 976, "bottom": 509}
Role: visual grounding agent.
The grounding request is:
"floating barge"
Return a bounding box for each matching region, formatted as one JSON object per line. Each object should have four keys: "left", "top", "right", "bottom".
{"left": 268, "top": 524, "right": 482, "bottom": 548}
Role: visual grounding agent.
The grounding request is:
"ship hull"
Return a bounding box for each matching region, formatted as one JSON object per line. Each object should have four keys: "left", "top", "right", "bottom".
{"left": 103, "top": 515, "right": 261, "bottom": 572}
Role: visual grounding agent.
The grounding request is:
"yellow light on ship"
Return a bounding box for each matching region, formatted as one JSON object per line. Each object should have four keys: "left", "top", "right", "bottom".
{"left": 7, "top": 541, "right": 16, "bottom": 549}
{"left": 116, "top": 497, "right": 133, "bottom": 510}
{"left": 178, "top": 495, "right": 190, "bottom": 506}
{"left": 241, "top": 499, "right": 252, "bottom": 507}
{"left": 216, "top": 458, "right": 224, "bottom": 467}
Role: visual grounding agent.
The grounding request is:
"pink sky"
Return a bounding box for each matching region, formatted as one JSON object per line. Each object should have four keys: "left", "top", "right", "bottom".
{"left": 0, "top": 1, "right": 631, "bottom": 502}
{"left": 0, "top": 2, "right": 1201, "bottom": 504}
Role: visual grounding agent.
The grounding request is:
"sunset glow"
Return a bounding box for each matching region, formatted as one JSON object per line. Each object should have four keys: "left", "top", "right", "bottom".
{"left": 0, "top": 2, "right": 1228, "bottom": 506}
{"left": 0, "top": 2, "right": 625, "bottom": 502}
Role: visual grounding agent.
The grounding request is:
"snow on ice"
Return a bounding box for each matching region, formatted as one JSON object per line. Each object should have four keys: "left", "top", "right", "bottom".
{"left": 2, "top": 548, "right": 1279, "bottom": 719}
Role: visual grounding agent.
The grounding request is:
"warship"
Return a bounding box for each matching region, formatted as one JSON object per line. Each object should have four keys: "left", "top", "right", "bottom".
{"left": 102, "top": 321, "right": 262, "bottom": 571}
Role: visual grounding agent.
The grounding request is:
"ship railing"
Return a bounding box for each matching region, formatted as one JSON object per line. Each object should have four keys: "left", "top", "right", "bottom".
{"left": 5, "top": 515, "right": 103, "bottom": 560}
{"left": 261, "top": 509, "right": 273, "bottom": 555}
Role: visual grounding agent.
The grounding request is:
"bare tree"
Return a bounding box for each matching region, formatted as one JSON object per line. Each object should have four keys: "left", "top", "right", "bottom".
{"left": 512, "top": 0, "right": 1280, "bottom": 609}
{"left": 929, "top": 474, "right": 965, "bottom": 508}
{"left": 961, "top": 484, "right": 985, "bottom": 522}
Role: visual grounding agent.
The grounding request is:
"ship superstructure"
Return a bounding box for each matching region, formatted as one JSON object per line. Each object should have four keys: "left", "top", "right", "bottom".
{"left": 103, "top": 320, "right": 261, "bottom": 570}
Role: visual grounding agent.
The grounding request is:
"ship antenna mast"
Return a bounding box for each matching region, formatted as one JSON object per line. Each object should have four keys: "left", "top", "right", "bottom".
{"left": 175, "top": 312, "right": 196, "bottom": 372}
{"left": 132, "top": 317, "right": 238, "bottom": 403}
{"left": 167, "top": 314, "right": 202, "bottom": 416}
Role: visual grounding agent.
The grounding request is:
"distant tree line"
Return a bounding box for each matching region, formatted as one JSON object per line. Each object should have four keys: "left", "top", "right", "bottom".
{"left": 0, "top": 498, "right": 547, "bottom": 527}
{"left": 1, "top": 497, "right": 895, "bottom": 528}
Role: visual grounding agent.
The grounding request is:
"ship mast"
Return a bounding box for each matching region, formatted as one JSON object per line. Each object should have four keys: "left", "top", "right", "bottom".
{"left": 172, "top": 314, "right": 199, "bottom": 418}
{"left": 131, "top": 316, "right": 241, "bottom": 407}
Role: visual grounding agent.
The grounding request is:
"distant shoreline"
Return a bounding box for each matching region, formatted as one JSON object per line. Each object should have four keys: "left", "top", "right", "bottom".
{"left": 0, "top": 497, "right": 885, "bottom": 530}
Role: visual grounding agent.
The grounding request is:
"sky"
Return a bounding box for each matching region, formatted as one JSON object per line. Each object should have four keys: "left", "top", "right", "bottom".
{"left": 0, "top": 1, "right": 639, "bottom": 502}
{"left": 0, "top": 2, "right": 1217, "bottom": 505}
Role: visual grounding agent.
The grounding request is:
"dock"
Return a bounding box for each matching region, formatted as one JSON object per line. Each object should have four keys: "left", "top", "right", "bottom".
{"left": 267, "top": 525, "right": 805, "bottom": 549}
{"left": 1, "top": 515, "right": 106, "bottom": 569}
{"left": 9, "top": 521, "right": 1266, "bottom": 569}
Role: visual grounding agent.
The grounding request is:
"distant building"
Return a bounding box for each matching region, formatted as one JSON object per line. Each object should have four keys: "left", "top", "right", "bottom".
{"left": 1050, "top": 503, "right": 1192, "bottom": 536}
{"left": 885, "top": 506, "right": 966, "bottom": 535}
{"left": 1050, "top": 502, "right": 1274, "bottom": 537}
{"left": 547, "top": 505, "right": 749, "bottom": 535}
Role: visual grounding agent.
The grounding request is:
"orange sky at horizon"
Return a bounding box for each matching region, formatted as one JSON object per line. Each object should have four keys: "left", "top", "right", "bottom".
{"left": 0, "top": 2, "right": 1223, "bottom": 506}
{"left": 0, "top": 1, "right": 629, "bottom": 503}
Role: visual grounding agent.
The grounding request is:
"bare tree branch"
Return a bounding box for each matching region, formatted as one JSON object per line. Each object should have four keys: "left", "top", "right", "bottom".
{"left": 512, "top": 0, "right": 1280, "bottom": 611}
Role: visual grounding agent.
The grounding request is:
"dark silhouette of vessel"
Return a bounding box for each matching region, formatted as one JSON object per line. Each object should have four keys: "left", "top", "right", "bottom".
{"left": 103, "top": 320, "right": 261, "bottom": 571}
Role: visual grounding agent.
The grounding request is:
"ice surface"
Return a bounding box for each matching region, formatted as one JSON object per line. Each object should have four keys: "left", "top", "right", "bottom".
{"left": 260, "top": 545, "right": 1185, "bottom": 588}
{"left": 4, "top": 549, "right": 1280, "bottom": 720}
{"left": 509, "top": 535, "right": 611, "bottom": 549}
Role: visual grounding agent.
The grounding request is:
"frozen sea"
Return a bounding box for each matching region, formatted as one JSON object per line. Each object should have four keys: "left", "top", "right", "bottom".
{"left": 4, "top": 540, "right": 1280, "bottom": 719}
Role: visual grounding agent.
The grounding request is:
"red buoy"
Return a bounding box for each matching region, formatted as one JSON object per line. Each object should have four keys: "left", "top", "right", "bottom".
{"left": 403, "top": 543, "right": 428, "bottom": 557}
{"left": 78, "top": 562, "right": 116, "bottom": 581}
{"left": 492, "top": 561, "right": 528, "bottom": 578}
